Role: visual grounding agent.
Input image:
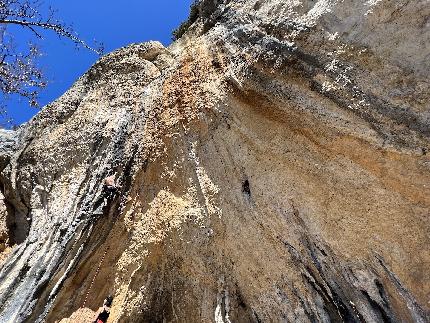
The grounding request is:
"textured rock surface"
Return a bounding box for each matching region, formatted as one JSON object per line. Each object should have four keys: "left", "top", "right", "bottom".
{"left": 0, "top": 129, "right": 17, "bottom": 262}
{"left": 0, "top": 0, "right": 429, "bottom": 322}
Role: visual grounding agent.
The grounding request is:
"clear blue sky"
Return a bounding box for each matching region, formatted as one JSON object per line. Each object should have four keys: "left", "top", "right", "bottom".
{"left": 2, "top": 1, "right": 193, "bottom": 126}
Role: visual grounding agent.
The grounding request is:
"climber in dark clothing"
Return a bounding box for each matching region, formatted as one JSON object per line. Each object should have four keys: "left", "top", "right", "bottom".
{"left": 92, "top": 173, "right": 121, "bottom": 216}
{"left": 93, "top": 295, "right": 113, "bottom": 323}
{"left": 102, "top": 174, "right": 119, "bottom": 200}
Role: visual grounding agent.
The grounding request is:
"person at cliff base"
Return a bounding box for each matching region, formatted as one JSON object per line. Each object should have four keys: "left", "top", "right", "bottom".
{"left": 93, "top": 295, "right": 113, "bottom": 323}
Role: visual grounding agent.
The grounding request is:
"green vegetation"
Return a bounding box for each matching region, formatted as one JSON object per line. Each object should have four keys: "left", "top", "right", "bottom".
{"left": 172, "top": 1, "right": 200, "bottom": 41}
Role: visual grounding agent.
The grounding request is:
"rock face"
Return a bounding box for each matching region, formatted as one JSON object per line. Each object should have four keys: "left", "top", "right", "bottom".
{"left": 0, "top": 0, "right": 429, "bottom": 322}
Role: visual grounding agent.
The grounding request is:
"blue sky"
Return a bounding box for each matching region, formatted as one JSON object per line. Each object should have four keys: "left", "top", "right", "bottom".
{"left": 1, "top": 1, "right": 193, "bottom": 126}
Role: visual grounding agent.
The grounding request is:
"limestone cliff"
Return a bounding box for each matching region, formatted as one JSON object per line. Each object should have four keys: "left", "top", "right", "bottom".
{"left": 0, "top": 0, "right": 429, "bottom": 322}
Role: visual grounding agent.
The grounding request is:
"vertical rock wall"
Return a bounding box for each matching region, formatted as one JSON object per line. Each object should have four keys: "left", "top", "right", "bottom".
{"left": 0, "top": 1, "right": 428, "bottom": 322}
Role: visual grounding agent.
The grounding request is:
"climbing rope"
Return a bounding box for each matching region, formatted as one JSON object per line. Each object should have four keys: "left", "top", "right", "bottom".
{"left": 82, "top": 246, "right": 110, "bottom": 308}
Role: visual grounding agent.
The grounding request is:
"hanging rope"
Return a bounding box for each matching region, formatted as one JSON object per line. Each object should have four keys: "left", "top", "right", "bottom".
{"left": 82, "top": 246, "right": 110, "bottom": 308}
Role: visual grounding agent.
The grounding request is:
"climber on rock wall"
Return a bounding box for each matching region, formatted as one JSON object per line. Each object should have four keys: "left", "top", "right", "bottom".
{"left": 93, "top": 295, "right": 113, "bottom": 323}
{"left": 103, "top": 173, "right": 120, "bottom": 200}
{"left": 92, "top": 172, "right": 121, "bottom": 216}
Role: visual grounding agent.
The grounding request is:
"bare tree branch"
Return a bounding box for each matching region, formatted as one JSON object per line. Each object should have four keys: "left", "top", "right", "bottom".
{"left": 0, "top": 0, "right": 103, "bottom": 120}
{"left": 0, "top": 18, "right": 102, "bottom": 54}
